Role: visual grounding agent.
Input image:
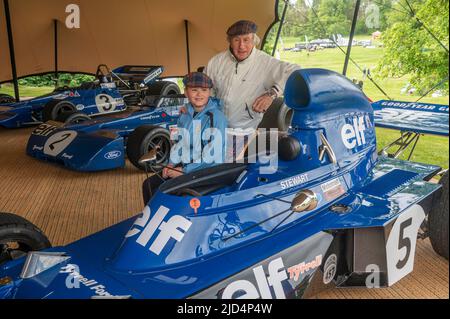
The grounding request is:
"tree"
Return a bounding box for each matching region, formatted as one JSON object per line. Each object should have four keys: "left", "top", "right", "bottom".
{"left": 376, "top": 0, "right": 449, "bottom": 94}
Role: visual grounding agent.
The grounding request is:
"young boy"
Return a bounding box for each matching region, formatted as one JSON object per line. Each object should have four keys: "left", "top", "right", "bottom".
{"left": 142, "top": 72, "right": 227, "bottom": 204}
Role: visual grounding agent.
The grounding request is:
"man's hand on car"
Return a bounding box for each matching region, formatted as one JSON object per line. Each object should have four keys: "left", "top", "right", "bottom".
{"left": 252, "top": 93, "right": 274, "bottom": 113}
{"left": 162, "top": 164, "right": 175, "bottom": 179}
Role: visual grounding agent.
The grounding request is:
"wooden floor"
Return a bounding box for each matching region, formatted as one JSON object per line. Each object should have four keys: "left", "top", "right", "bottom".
{"left": 0, "top": 127, "right": 448, "bottom": 299}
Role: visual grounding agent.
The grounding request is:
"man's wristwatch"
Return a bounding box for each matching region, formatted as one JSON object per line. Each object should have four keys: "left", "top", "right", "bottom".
{"left": 266, "top": 88, "right": 278, "bottom": 100}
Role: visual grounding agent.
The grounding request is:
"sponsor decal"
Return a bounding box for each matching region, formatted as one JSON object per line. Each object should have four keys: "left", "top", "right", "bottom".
{"left": 61, "top": 153, "right": 74, "bottom": 160}
{"left": 140, "top": 114, "right": 160, "bottom": 121}
{"left": 380, "top": 101, "right": 449, "bottom": 112}
{"left": 320, "top": 178, "right": 346, "bottom": 201}
{"left": 280, "top": 174, "right": 309, "bottom": 190}
{"left": 222, "top": 257, "right": 288, "bottom": 299}
{"left": 68, "top": 91, "right": 80, "bottom": 97}
{"left": 287, "top": 255, "right": 322, "bottom": 282}
{"left": 61, "top": 264, "right": 114, "bottom": 297}
{"left": 126, "top": 206, "right": 192, "bottom": 256}
{"left": 32, "top": 145, "right": 43, "bottom": 151}
{"left": 32, "top": 123, "right": 58, "bottom": 137}
{"left": 104, "top": 151, "right": 122, "bottom": 160}
{"left": 341, "top": 115, "right": 371, "bottom": 149}
{"left": 52, "top": 91, "right": 80, "bottom": 100}
{"left": 322, "top": 254, "right": 338, "bottom": 284}
{"left": 100, "top": 83, "right": 117, "bottom": 89}
{"left": 76, "top": 104, "right": 85, "bottom": 111}
{"left": 143, "top": 68, "right": 163, "bottom": 84}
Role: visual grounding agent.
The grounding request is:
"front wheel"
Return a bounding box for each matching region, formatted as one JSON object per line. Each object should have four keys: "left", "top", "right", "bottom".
{"left": 56, "top": 110, "right": 91, "bottom": 125}
{"left": 126, "top": 125, "right": 171, "bottom": 171}
{"left": 428, "top": 171, "right": 449, "bottom": 260}
{"left": 0, "top": 213, "right": 51, "bottom": 266}
{"left": 42, "top": 100, "right": 77, "bottom": 122}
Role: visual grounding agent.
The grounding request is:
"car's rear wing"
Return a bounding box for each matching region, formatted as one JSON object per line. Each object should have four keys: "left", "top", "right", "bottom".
{"left": 112, "top": 65, "right": 164, "bottom": 85}
{"left": 372, "top": 100, "right": 449, "bottom": 136}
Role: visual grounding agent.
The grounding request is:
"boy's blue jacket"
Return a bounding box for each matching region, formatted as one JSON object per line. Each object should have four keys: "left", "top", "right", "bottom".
{"left": 170, "top": 97, "right": 228, "bottom": 173}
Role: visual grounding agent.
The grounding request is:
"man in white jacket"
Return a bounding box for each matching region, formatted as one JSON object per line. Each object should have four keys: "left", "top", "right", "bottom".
{"left": 204, "top": 20, "right": 300, "bottom": 129}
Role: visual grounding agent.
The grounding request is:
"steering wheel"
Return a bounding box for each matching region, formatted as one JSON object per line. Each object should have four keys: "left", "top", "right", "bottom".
{"left": 174, "top": 188, "right": 202, "bottom": 197}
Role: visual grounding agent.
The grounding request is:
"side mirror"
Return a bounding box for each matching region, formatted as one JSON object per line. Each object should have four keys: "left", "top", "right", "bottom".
{"left": 291, "top": 190, "right": 318, "bottom": 213}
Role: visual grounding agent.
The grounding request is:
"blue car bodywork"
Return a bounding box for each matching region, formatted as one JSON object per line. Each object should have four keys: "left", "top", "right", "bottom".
{"left": 0, "top": 69, "right": 447, "bottom": 299}
{"left": 0, "top": 65, "right": 165, "bottom": 129}
{"left": 26, "top": 97, "right": 184, "bottom": 171}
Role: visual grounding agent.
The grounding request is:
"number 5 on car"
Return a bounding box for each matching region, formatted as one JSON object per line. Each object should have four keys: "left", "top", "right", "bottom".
{"left": 385, "top": 204, "right": 425, "bottom": 286}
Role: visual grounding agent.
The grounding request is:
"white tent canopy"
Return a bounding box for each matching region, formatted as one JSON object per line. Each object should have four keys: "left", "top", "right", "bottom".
{"left": 0, "top": 0, "right": 279, "bottom": 83}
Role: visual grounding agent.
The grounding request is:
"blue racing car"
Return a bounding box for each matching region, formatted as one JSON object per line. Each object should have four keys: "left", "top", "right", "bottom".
{"left": 26, "top": 95, "right": 186, "bottom": 171}
{"left": 0, "top": 64, "right": 180, "bottom": 128}
{"left": 0, "top": 69, "right": 448, "bottom": 299}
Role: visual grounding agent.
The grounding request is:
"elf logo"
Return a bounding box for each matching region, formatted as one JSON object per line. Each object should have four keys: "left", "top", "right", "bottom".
{"left": 126, "top": 205, "right": 192, "bottom": 256}
{"left": 222, "top": 257, "right": 288, "bottom": 299}
{"left": 341, "top": 115, "right": 371, "bottom": 149}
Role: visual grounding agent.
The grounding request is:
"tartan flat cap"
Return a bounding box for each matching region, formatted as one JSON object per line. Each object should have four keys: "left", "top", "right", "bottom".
{"left": 183, "top": 72, "right": 213, "bottom": 88}
{"left": 227, "top": 20, "right": 258, "bottom": 37}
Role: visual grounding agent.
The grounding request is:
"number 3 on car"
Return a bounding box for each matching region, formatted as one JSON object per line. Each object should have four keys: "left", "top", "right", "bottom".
{"left": 95, "top": 93, "right": 116, "bottom": 113}
{"left": 43, "top": 131, "right": 78, "bottom": 157}
{"left": 386, "top": 204, "right": 425, "bottom": 286}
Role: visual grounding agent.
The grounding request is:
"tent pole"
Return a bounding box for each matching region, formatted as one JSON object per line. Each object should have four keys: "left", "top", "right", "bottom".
{"left": 272, "top": 0, "right": 288, "bottom": 57}
{"left": 184, "top": 20, "right": 191, "bottom": 74}
{"left": 3, "top": 0, "right": 19, "bottom": 102}
{"left": 343, "top": 0, "right": 361, "bottom": 76}
{"left": 54, "top": 19, "right": 59, "bottom": 87}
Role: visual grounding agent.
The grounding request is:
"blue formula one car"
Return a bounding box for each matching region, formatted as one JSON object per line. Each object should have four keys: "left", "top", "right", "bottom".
{"left": 0, "top": 64, "right": 180, "bottom": 128}
{"left": 26, "top": 95, "right": 186, "bottom": 171}
{"left": 0, "top": 69, "right": 448, "bottom": 299}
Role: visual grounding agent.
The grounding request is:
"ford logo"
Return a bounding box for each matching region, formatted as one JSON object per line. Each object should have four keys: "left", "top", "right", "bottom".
{"left": 104, "top": 151, "right": 122, "bottom": 160}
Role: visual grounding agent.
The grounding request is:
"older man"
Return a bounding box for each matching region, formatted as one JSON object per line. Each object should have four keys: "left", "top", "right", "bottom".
{"left": 204, "top": 20, "right": 300, "bottom": 129}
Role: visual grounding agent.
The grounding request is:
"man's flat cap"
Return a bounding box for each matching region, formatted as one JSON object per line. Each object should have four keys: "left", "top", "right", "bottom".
{"left": 227, "top": 20, "right": 258, "bottom": 37}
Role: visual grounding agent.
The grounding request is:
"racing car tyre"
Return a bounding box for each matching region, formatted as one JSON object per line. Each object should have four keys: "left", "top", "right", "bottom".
{"left": 0, "top": 213, "right": 51, "bottom": 265}
{"left": 428, "top": 171, "right": 449, "bottom": 260}
{"left": 258, "top": 98, "right": 293, "bottom": 131}
{"left": 42, "top": 100, "right": 77, "bottom": 122}
{"left": 127, "top": 125, "right": 171, "bottom": 171}
{"left": 146, "top": 81, "right": 180, "bottom": 96}
{"left": 56, "top": 110, "right": 91, "bottom": 125}
{"left": 0, "top": 93, "right": 15, "bottom": 104}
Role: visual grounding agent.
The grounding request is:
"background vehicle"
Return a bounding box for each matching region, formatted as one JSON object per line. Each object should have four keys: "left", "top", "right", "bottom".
{"left": 0, "top": 65, "right": 180, "bottom": 128}
{"left": 26, "top": 95, "right": 186, "bottom": 172}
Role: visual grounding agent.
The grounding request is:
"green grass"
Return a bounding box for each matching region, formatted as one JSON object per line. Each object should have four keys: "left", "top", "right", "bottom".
{"left": 279, "top": 36, "right": 448, "bottom": 169}
{"left": 279, "top": 36, "right": 449, "bottom": 105}
{"left": 0, "top": 84, "right": 54, "bottom": 98}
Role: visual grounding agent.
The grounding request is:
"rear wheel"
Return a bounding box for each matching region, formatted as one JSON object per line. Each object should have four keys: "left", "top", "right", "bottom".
{"left": 126, "top": 125, "right": 171, "bottom": 171}
{"left": 429, "top": 171, "right": 449, "bottom": 260}
{"left": 0, "top": 94, "right": 15, "bottom": 104}
{"left": 56, "top": 110, "right": 91, "bottom": 125}
{"left": 42, "top": 100, "right": 77, "bottom": 122}
{"left": 146, "top": 81, "right": 180, "bottom": 96}
{"left": 0, "top": 213, "right": 51, "bottom": 266}
{"left": 258, "top": 98, "right": 293, "bottom": 131}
